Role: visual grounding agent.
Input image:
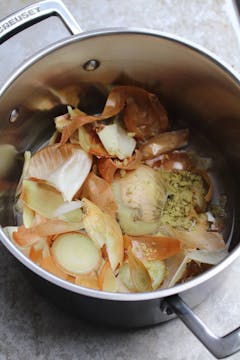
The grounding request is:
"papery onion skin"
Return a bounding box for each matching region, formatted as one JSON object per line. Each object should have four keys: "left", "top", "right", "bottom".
{"left": 121, "top": 86, "right": 169, "bottom": 140}
{"left": 98, "top": 261, "right": 118, "bottom": 292}
{"left": 162, "top": 253, "right": 189, "bottom": 288}
{"left": 129, "top": 235, "right": 181, "bottom": 261}
{"left": 98, "top": 158, "right": 117, "bottom": 183}
{"left": 27, "top": 143, "right": 92, "bottom": 201}
{"left": 98, "top": 149, "right": 142, "bottom": 183}
{"left": 127, "top": 247, "right": 152, "bottom": 292}
{"left": 22, "top": 204, "right": 35, "bottom": 228}
{"left": 75, "top": 272, "right": 100, "bottom": 290}
{"left": 21, "top": 179, "right": 64, "bottom": 219}
{"left": 82, "top": 198, "right": 124, "bottom": 271}
{"left": 40, "top": 255, "right": 69, "bottom": 280}
{"left": 143, "top": 260, "right": 166, "bottom": 290}
{"left": 186, "top": 248, "right": 228, "bottom": 265}
{"left": 82, "top": 172, "right": 117, "bottom": 217}
{"left": 60, "top": 87, "right": 126, "bottom": 144}
{"left": 78, "top": 125, "right": 109, "bottom": 157}
{"left": 118, "top": 262, "right": 136, "bottom": 291}
{"left": 161, "top": 223, "right": 225, "bottom": 252}
{"left": 81, "top": 198, "right": 106, "bottom": 248}
{"left": 141, "top": 129, "right": 189, "bottom": 160}
{"left": 13, "top": 218, "right": 84, "bottom": 247}
{"left": 54, "top": 113, "right": 71, "bottom": 132}
{"left": 29, "top": 239, "right": 48, "bottom": 264}
{"left": 60, "top": 86, "right": 169, "bottom": 144}
{"left": 10, "top": 84, "right": 228, "bottom": 294}
{"left": 161, "top": 152, "right": 193, "bottom": 171}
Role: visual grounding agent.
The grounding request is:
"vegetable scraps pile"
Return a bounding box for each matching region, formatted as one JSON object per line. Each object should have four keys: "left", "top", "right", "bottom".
{"left": 6, "top": 86, "right": 228, "bottom": 293}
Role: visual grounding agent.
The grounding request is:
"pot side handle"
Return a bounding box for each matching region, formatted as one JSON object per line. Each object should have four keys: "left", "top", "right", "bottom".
{"left": 0, "top": 0, "right": 82, "bottom": 45}
{"left": 164, "top": 294, "right": 240, "bottom": 359}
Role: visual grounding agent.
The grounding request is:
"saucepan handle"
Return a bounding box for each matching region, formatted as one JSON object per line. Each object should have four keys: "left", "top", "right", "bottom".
{"left": 165, "top": 295, "right": 240, "bottom": 359}
{"left": 0, "top": 0, "right": 82, "bottom": 45}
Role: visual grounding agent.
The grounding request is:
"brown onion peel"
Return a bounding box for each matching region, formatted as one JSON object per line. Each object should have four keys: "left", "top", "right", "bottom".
{"left": 75, "top": 272, "right": 99, "bottom": 289}
{"left": 40, "top": 255, "right": 69, "bottom": 280}
{"left": 140, "top": 129, "right": 189, "bottom": 160}
{"left": 160, "top": 151, "right": 193, "bottom": 171}
{"left": 128, "top": 235, "right": 181, "bottom": 261}
{"left": 127, "top": 247, "right": 152, "bottom": 292}
{"left": 98, "top": 149, "right": 142, "bottom": 183}
{"left": 98, "top": 261, "right": 118, "bottom": 292}
{"left": 60, "top": 86, "right": 168, "bottom": 144}
{"left": 78, "top": 125, "right": 109, "bottom": 157}
{"left": 81, "top": 171, "right": 117, "bottom": 217}
{"left": 13, "top": 218, "right": 83, "bottom": 247}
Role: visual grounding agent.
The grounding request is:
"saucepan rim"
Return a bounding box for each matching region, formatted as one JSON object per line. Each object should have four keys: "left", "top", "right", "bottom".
{"left": 1, "top": 27, "right": 240, "bottom": 302}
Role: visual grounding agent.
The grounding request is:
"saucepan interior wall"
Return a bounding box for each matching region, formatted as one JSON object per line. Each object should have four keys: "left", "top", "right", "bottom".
{"left": 0, "top": 31, "right": 239, "bottom": 249}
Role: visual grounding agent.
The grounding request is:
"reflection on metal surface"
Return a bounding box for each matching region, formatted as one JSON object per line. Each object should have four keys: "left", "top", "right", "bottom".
{"left": 9, "top": 108, "right": 19, "bottom": 123}
{"left": 83, "top": 59, "right": 100, "bottom": 71}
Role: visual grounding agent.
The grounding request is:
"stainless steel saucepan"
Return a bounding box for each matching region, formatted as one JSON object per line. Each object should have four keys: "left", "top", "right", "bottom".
{"left": 0, "top": 1, "right": 240, "bottom": 358}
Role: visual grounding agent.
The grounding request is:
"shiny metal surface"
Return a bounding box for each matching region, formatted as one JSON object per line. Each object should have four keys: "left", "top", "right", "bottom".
{"left": 0, "top": 0, "right": 82, "bottom": 44}
{"left": 0, "top": 1, "right": 240, "bottom": 358}
{"left": 166, "top": 295, "right": 240, "bottom": 359}
{"left": 23, "top": 259, "right": 230, "bottom": 327}
{"left": 0, "top": 30, "right": 240, "bottom": 300}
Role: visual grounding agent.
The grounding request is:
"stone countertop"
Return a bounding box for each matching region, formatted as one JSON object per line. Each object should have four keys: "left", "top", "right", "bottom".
{"left": 0, "top": 1, "right": 240, "bottom": 359}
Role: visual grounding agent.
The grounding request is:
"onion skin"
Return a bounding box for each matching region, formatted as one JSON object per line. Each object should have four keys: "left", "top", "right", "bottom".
{"left": 98, "top": 150, "right": 142, "bottom": 183}
{"left": 60, "top": 87, "right": 126, "bottom": 144}
{"left": 60, "top": 86, "right": 169, "bottom": 144}
{"left": 13, "top": 218, "right": 83, "bottom": 247}
{"left": 127, "top": 247, "right": 152, "bottom": 292}
{"left": 21, "top": 179, "right": 64, "bottom": 219}
{"left": 75, "top": 273, "right": 99, "bottom": 290}
{"left": 163, "top": 224, "right": 225, "bottom": 251}
{"left": 98, "top": 158, "right": 117, "bottom": 183}
{"left": 121, "top": 86, "right": 169, "bottom": 140}
{"left": 54, "top": 113, "right": 71, "bottom": 132}
{"left": 78, "top": 125, "right": 109, "bottom": 157}
{"left": 11, "top": 83, "right": 227, "bottom": 293}
{"left": 98, "top": 261, "right": 118, "bottom": 292}
{"left": 27, "top": 143, "right": 92, "bottom": 202}
{"left": 161, "top": 152, "right": 193, "bottom": 171}
{"left": 40, "top": 255, "right": 69, "bottom": 280}
{"left": 82, "top": 172, "right": 117, "bottom": 217}
{"left": 141, "top": 129, "right": 189, "bottom": 160}
{"left": 82, "top": 198, "right": 124, "bottom": 271}
{"left": 128, "top": 235, "right": 181, "bottom": 261}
